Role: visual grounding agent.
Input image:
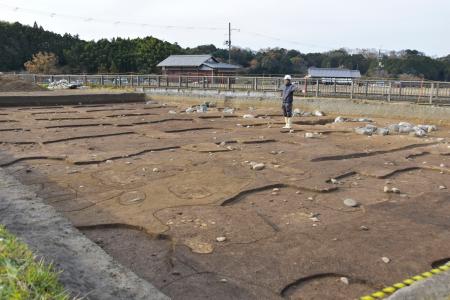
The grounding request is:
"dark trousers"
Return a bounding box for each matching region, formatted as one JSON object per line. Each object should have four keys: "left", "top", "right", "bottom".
{"left": 282, "top": 102, "right": 292, "bottom": 117}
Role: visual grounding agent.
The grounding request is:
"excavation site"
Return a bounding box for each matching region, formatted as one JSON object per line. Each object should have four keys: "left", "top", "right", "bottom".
{"left": 0, "top": 95, "right": 449, "bottom": 300}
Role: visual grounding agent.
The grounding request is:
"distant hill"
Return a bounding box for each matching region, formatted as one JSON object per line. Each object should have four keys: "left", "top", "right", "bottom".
{"left": 1, "top": 21, "right": 449, "bottom": 81}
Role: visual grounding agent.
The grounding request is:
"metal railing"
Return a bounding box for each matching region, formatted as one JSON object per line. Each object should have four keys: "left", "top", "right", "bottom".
{"left": 17, "top": 74, "right": 450, "bottom": 105}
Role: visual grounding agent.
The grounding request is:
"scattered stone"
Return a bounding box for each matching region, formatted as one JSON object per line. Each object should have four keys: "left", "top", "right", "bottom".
{"left": 216, "top": 236, "right": 227, "bottom": 242}
{"left": 376, "top": 128, "right": 390, "bottom": 136}
{"left": 152, "top": 168, "right": 160, "bottom": 172}
{"left": 222, "top": 108, "right": 235, "bottom": 114}
{"left": 343, "top": 198, "right": 359, "bottom": 207}
{"left": 355, "top": 124, "right": 377, "bottom": 136}
{"left": 220, "top": 279, "right": 228, "bottom": 283}
{"left": 310, "top": 217, "right": 320, "bottom": 222}
{"left": 252, "top": 163, "right": 265, "bottom": 171}
{"left": 105, "top": 160, "right": 113, "bottom": 164}
{"left": 334, "top": 116, "right": 346, "bottom": 123}
{"left": 185, "top": 107, "right": 196, "bottom": 113}
{"left": 381, "top": 257, "right": 391, "bottom": 264}
{"left": 360, "top": 225, "right": 369, "bottom": 231}
{"left": 243, "top": 114, "right": 255, "bottom": 119}
{"left": 391, "top": 187, "right": 400, "bottom": 194}
{"left": 340, "top": 277, "right": 349, "bottom": 285}
{"left": 168, "top": 110, "right": 177, "bottom": 114}
{"left": 313, "top": 110, "right": 325, "bottom": 117}
{"left": 273, "top": 188, "right": 280, "bottom": 192}
{"left": 330, "top": 178, "right": 338, "bottom": 184}
{"left": 219, "top": 141, "right": 227, "bottom": 147}
{"left": 439, "top": 185, "right": 447, "bottom": 190}
{"left": 292, "top": 108, "right": 302, "bottom": 116}
{"left": 388, "top": 124, "right": 400, "bottom": 133}
{"left": 304, "top": 132, "right": 321, "bottom": 138}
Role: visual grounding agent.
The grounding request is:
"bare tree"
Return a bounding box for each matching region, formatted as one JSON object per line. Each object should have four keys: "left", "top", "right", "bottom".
{"left": 24, "top": 52, "right": 58, "bottom": 74}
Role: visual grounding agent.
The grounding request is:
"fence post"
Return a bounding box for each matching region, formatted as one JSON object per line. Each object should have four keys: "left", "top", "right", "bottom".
{"left": 84, "top": 75, "right": 87, "bottom": 85}
{"left": 227, "top": 77, "right": 231, "bottom": 90}
{"left": 178, "top": 76, "right": 182, "bottom": 88}
{"left": 157, "top": 76, "right": 161, "bottom": 87}
{"left": 435, "top": 82, "right": 439, "bottom": 99}
{"left": 100, "top": 75, "right": 104, "bottom": 86}
{"left": 334, "top": 81, "right": 337, "bottom": 96}
{"left": 253, "top": 77, "right": 258, "bottom": 90}
{"left": 50, "top": 75, "right": 54, "bottom": 83}
{"left": 33, "top": 74, "right": 36, "bottom": 84}
{"left": 350, "top": 81, "right": 354, "bottom": 99}
{"left": 429, "top": 83, "right": 434, "bottom": 104}
{"left": 365, "top": 81, "right": 369, "bottom": 98}
{"left": 387, "top": 81, "right": 392, "bottom": 102}
{"left": 119, "top": 77, "right": 122, "bottom": 87}
{"left": 315, "top": 79, "right": 319, "bottom": 97}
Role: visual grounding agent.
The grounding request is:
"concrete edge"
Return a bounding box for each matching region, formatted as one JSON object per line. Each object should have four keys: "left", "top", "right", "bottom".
{"left": 0, "top": 92, "right": 146, "bottom": 106}
{"left": 386, "top": 265, "right": 450, "bottom": 300}
{"left": 0, "top": 167, "right": 170, "bottom": 300}
{"left": 140, "top": 87, "right": 450, "bottom": 122}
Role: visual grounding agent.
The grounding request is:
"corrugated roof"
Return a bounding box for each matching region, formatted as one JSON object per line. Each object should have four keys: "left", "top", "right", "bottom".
{"left": 202, "top": 62, "right": 241, "bottom": 70}
{"left": 157, "top": 55, "right": 216, "bottom": 67}
{"left": 308, "top": 67, "right": 361, "bottom": 78}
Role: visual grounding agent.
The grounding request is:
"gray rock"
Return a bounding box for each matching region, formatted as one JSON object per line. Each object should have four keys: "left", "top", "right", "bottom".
{"left": 343, "top": 198, "right": 359, "bottom": 207}
{"left": 252, "top": 163, "right": 265, "bottom": 170}
{"left": 376, "top": 128, "right": 390, "bottom": 136}
{"left": 334, "top": 116, "right": 346, "bottom": 123}
{"left": 313, "top": 110, "right": 325, "bottom": 117}
{"left": 222, "top": 108, "right": 235, "bottom": 114}
{"left": 388, "top": 124, "right": 400, "bottom": 133}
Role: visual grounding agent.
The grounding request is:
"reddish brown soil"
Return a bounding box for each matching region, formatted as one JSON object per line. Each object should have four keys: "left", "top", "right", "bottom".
{"left": 0, "top": 101, "right": 449, "bottom": 300}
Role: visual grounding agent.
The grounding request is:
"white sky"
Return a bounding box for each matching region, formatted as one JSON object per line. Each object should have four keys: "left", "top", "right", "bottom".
{"left": 1, "top": 0, "right": 449, "bottom": 56}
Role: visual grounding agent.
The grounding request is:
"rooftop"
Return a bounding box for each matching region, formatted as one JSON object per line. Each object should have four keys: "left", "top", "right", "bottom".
{"left": 308, "top": 67, "right": 361, "bottom": 78}
{"left": 157, "top": 54, "right": 240, "bottom": 69}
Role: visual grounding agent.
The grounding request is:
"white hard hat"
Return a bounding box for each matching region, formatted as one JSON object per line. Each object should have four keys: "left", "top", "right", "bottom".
{"left": 284, "top": 75, "right": 292, "bottom": 80}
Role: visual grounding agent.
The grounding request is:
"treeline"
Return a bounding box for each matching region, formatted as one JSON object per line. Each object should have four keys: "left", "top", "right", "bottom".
{"left": 1, "top": 21, "right": 450, "bottom": 81}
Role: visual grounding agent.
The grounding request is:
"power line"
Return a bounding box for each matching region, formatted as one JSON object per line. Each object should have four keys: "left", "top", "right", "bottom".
{"left": 0, "top": 2, "right": 226, "bottom": 31}
{"left": 0, "top": 1, "right": 338, "bottom": 52}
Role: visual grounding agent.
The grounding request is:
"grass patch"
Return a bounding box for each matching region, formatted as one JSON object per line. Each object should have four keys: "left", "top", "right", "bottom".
{"left": 0, "top": 225, "right": 71, "bottom": 300}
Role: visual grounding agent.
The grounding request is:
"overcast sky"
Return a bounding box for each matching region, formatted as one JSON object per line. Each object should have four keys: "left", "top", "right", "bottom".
{"left": 1, "top": 0, "right": 449, "bottom": 56}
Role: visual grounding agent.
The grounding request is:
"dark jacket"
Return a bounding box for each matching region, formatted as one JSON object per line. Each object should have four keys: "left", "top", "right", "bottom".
{"left": 281, "top": 83, "right": 297, "bottom": 104}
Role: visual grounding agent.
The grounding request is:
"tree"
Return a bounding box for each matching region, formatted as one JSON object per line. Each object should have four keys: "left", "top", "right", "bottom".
{"left": 24, "top": 51, "right": 58, "bottom": 74}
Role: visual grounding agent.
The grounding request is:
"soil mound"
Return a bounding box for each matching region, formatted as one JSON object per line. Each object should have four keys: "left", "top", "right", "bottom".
{"left": 0, "top": 75, "right": 47, "bottom": 92}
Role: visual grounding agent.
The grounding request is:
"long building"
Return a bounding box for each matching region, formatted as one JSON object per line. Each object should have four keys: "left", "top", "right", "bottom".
{"left": 157, "top": 55, "right": 241, "bottom": 76}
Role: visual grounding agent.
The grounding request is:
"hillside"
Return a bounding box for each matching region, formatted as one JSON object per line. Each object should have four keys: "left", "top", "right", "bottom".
{"left": 1, "top": 21, "right": 449, "bottom": 80}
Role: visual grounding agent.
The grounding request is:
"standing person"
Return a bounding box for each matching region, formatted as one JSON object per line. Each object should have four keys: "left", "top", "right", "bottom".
{"left": 281, "top": 75, "right": 297, "bottom": 129}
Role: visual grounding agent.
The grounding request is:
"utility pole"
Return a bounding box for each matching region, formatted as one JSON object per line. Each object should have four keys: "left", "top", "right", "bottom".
{"left": 228, "top": 22, "right": 231, "bottom": 64}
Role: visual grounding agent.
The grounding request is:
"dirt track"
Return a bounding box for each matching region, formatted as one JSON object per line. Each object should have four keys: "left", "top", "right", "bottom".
{"left": 0, "top": 100, "right": 449, "bottom": 299}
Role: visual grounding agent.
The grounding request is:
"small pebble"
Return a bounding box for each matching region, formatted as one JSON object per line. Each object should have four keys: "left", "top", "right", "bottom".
{"left": 340, "top": 277, "right": 349, "bottom": 285}
{"left": 360, "top": 225, "right": 369, "bottom": 231}
{"left": 216, "top": 236, "right": 227, "bottom": 242}
{"left": 381, "top": 257, "right": 391, "bottom": 264}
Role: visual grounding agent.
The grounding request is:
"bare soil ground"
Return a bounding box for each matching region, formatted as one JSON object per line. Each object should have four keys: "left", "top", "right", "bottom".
{"left": 0, "top": 100, "right": 449, "bottom": 300}
{"left": 0, "top": 75, "right": 47, "bottom": 92}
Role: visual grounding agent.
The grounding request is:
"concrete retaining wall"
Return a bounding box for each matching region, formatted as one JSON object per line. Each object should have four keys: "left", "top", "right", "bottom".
{"left": 0, "top": 92, "right": 146, "bottom": 107}
{"left": 142, "top": 87, "right": 450, "bottom": 122}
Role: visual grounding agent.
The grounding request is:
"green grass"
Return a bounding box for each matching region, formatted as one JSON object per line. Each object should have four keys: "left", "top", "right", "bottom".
{"left": 0, "top": 226, "right": 71, "bottom": 300}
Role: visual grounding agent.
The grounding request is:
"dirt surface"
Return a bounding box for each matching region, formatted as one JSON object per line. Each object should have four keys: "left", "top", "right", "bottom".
{"left": 0, "top": 75, "right": 47, "bottom": 92}
{"left": 0, "top": 100, "right": 449, "bottom": 300}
